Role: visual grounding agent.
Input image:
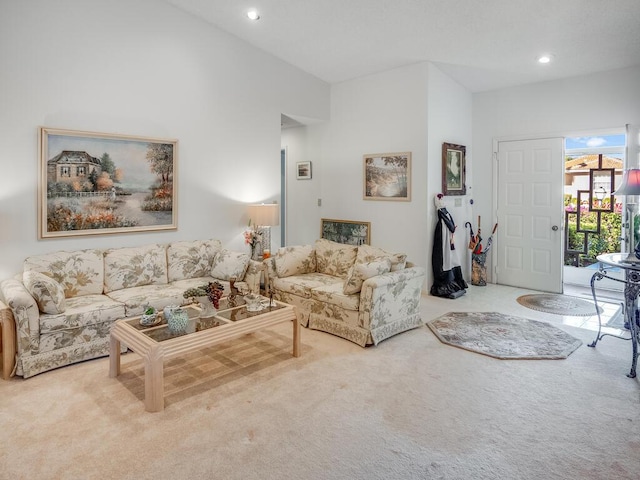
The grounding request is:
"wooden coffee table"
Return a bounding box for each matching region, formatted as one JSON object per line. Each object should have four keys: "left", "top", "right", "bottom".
{"left": 109, "top": 297, "right": 299, "bottom": 412}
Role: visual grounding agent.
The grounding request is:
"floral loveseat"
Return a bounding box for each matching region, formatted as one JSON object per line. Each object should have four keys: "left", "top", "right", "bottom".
{"left": 264, "top": 239, "right": 425, "bottom": 347}
{"left": 0, "top": 239, "right": 261, "bottom": 379}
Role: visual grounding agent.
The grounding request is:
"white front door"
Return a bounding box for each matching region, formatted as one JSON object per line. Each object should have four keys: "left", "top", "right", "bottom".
{"left": 496, "top": 138, "right": 564, "bottom": 292}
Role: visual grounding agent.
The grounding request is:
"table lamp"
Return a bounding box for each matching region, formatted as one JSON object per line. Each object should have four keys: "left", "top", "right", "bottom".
{"left": 248, "top": 203, "right": 280, "bottom": 258}
{"left": 614, "top": 169, "right": 640, "bottom": 262}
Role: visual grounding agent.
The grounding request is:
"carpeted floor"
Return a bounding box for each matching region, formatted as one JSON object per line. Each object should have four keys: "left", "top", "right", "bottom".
{"left": 0, "top": 284, "right": 639, "bottom": 480}
{"left": 517, "top": 293, "right": 603, "bottom": 316}
{"left": 427, "top": 311, "right": 582, "bottom": 359}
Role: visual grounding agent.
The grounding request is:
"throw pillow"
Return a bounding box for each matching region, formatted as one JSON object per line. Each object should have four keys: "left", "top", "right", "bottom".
{"left": 343, "top": 258, "right": 392, "bottom": 295}
{"left": 275, "top": 245, "right": 316, "bottom": 277}
{"left": 23, "top": 271, "right": 67, "bottom": 314}
{"left": 356, "top": 244, "right": 407, "bottom": 272}
{"left": 211, "top": 250, "right": 251, "bottom": 281}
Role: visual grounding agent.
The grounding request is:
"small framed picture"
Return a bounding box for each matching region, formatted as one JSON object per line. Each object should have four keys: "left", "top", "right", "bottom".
{"left": 296, "top": 161, "right": 312, "bottom": 180}
{"left": 442, "top": 142, "right": 466, "bottom": 196}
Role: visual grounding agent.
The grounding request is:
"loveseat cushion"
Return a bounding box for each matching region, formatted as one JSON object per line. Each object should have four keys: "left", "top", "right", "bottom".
{"left": 314, "top": 239, "right": 357, "bottom": 278}
{"left": 104, "top": 244, "right": 168, "bottom": 293}
{"left": 211, "top": 250, "right": 250, "bottom": 281}
{"left": 343, "top": 258, "right": 392, "bottom": 294}
{"left": 271, "top": 272, "right": 341, "bottom": 299}
{"left": 311, "top": 283, "right": 360, "bottom": 311}
{"left": 24, "top": 249, "right": 104, "bottom": 297}
{"left": 23, "top": 271, "right": 67, "bottom": 314}
{"left": 39, "top": 294, "right": 125, "bottom": 335}
{"left": 275, "top": 244, "right": 316, "bottom": 278}
{"left": 355, "top": 244, "right": 407, "bottom": 272}
{"left": 167, "top": 239, "right": 222, "bottom": 282}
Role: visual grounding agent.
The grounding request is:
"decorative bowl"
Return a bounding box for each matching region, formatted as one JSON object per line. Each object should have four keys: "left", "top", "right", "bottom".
{"left": 140, "top": 312, "right": 161, "bottom": 327}
{"left": 244, "top": 293, "right": 263, "bottom": 312}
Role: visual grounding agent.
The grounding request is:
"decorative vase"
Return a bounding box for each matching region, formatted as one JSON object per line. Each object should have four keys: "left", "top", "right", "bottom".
{"left": 166, "top": 307, "right": 189, "bottom": 333}
{"left": 196, "top": 295, "right": 217, "bottom": 318}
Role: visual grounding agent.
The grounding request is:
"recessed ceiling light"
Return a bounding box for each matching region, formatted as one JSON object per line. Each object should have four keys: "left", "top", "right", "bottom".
{"left": 537, "top": 54, "right": 554, "bottom": 64}
{"left": 247, "top": 9, "right": 260, "bottom": 21}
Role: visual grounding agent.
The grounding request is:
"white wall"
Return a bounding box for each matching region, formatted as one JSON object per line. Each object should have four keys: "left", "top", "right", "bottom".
{"left": 280, "top": 125, "right": 324, "bottom": 246}
{"left": 282, "top": 62, "right": 473, "bottom": 291}
{"left": 426, "top": 64, "right": 473, "bottom": 283}
{"left": 309, "top": 63, "right": 430, "bottom": 272}
{"left": 0, "top": 0, "right": 329, "bottom": 279}
{"left": 472, "top": 66, "right": 640, "bottom": 281}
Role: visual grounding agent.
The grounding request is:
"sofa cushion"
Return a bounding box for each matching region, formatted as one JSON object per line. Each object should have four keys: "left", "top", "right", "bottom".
{"left": 211, "top": 250, "right": 250, "bottom": 281}
{"left": 311, "top": 282, "right": 360, "bottom": 311}
{"left": 167, "top": 239, "right": 222, "bottom": 282}
{"left": 271, "top": 272, "right": 341, "bottom": 299}
{"left": 314, "top": 239, "right": 357, "bottom": 278}
{"left": 24, "top": 249, "right": 104, "bottom": 297}
{"left": 343, "top": 258, "right": 392, "bottom": 294}
{"left": 39, "top": 294, "right": 125, "bottom": 335}
{"left": 355, "top": 244, "right": 407, "bottom": 272}
{"left": 275, "top": 244, "right": 316, "bottom": 278}
{"left": 104, "top": 244, "right": 168, "bottom": 293}
{"left": 106, "top": 284, "right": 191, "bottom": 317}
{"left": 23, "top": 271, "right": 67, "bottom": 314}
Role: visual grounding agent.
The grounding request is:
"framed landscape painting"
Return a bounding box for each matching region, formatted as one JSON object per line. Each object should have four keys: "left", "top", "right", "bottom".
{"left": 321, "top": 218, "right": 371, "bottom": 245}
{"left": 39, "top": 127, "right": 178, "bottom": 239}
{"left": 442, "top": 142, "right": 466, "bottom": 196}
{"left": 363, "top": 152, "right": 411, "bottom": 201}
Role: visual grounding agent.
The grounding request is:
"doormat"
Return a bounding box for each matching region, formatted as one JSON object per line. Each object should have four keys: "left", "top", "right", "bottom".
{"left": 516, "top": 294, "right": 602, "bottom": 316}
{"left": 427, "top": 312, "right": 582, "bottom": 359}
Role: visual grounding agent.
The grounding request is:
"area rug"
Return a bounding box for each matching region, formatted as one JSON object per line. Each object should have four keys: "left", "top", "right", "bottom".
{"left": 427, "top": 312, "right": 582, "bottom": 359}
{"left": 516, "top": 293, "right": 602, "bottom": 316}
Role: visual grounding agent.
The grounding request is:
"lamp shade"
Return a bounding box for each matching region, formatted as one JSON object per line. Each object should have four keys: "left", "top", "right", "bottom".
{"left": 249, "top": 203, "right": 280, "bottom": 226}
{"left": 614, "top": 169, "right": 640, "bottom": 195}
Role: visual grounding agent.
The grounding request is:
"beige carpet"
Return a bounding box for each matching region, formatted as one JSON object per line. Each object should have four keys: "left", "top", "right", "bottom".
{"left": 1, "top": 284, "right": 639, "bottom": 480}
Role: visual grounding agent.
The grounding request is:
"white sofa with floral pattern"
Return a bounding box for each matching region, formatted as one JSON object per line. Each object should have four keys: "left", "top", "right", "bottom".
{"left": 264, "top": 239, "right": 425, "bottom": 347}
{"left": 0, "top": 239, "right": 261, "bottom": 379}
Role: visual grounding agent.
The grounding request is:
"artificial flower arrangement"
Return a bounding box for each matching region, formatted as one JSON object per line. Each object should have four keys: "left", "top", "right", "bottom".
{"left": 244, "top": 220, "right": 262, "bottom": 256}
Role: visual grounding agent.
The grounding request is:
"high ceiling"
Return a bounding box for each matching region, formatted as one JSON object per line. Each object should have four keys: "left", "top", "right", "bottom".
{"left": 165, "top": 0, "right": 640, "bottom": 92}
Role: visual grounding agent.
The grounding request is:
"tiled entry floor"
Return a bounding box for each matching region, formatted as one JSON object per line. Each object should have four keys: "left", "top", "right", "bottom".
{"left": 563, "top": 284, "right": 625, "bottom": 336}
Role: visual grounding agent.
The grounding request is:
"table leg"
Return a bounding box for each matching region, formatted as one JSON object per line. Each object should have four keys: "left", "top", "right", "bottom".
{"left": 109, "top": 335, "right": 121, "bottom": 378}
{"left": 623, "top": 278, "right": 640, "bottom": 378}
{"left": 144, "top": 346, "right": 165, "bottom": 412}
{"left": 627, "top": 308, "right": 638, "bottom": 378}
{"left": 292, "top": 316, "right": 300, "bottom": 358}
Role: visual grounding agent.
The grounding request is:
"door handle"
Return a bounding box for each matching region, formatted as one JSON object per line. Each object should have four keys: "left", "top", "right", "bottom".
{"left": 552, "top": 225, "right": 559, "bottom": 231}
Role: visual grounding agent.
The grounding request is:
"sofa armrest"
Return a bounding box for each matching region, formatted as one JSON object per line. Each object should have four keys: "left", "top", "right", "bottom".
{"left": 0, "top": 300, "right": 17, "bottom": 379}
{"left": 0, "top": 278, "right": 41, "bottom": 355}
{"left": 359, "top": 266, "right": 426, "bottom": 330}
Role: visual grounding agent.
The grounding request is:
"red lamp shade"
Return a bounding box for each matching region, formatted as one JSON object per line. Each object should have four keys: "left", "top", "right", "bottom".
{"left": 615, "top": 169, "right": 640, "bottom": 195}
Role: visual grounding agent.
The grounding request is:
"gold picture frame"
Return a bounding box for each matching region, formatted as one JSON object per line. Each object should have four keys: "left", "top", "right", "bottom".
{"left": 321, "top": 218, "right": 371, "bottom": 245}
{"left": 363, "top": 152, "right": 411, "bottom": 201}
{"left": 39, "top": 127, "right": 178, "bottom": 239}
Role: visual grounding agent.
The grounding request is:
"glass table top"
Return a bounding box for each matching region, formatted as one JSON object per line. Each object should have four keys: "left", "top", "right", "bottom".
{"left": 124, "top": 296, "right": 285, "bottom": 343}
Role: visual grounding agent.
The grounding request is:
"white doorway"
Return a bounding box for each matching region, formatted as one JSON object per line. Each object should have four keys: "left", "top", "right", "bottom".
{"left": 495, "top": 137, "right": 564, "bottom": 293}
